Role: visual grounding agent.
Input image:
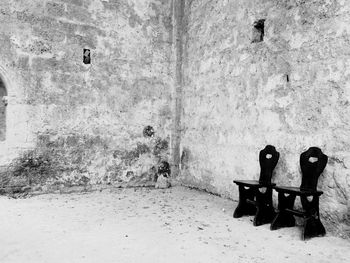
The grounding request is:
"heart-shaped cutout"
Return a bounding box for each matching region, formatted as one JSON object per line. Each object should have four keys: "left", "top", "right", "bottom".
{"left": 309, "top": 157, "right": 318, "bottom": 163}
{"left": 259, "top": 187, "right": 267, "bottom": 193}
{"left": 306, "top": 196, "right": 314, "bottom": 202}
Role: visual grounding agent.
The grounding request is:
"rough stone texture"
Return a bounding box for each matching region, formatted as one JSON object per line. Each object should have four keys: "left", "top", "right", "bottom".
{"left": 0, "top": 0, "right": 173, "bottom": 188}
{"left": 179, "top": 0, "right": 350, "bottom": 237}
{"left": 1, "top": 0, "right": 350, "bottom": 239}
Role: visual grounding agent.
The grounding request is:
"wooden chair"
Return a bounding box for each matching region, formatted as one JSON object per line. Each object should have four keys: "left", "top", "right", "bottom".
{"left": 270, "top": 147, "right": 328, "bottom": 240}
{"left": 233, "top": 145, "right": 280, "bottom": 226}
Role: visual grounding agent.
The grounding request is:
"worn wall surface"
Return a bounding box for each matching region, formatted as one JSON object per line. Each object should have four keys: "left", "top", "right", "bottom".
{"left": 0, "top": 0, "right": 173, "bottom": 189}
{"left": 1, "top": 0, "right": 350, "bottom": 237}
{"left": 179, "top": 0, "right": 350, "bottom": 237}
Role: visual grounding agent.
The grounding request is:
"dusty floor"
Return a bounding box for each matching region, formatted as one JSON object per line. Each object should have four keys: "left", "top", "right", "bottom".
{"left": 0, "top": 187, "right": 349, "bottom": 263}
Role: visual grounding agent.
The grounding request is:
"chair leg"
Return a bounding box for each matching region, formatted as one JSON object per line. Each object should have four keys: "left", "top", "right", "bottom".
{"left": 270, "top": 192, "right": 296, "bottom": 230}
{"left": 301, "top": 196, "right": 326, "bottom": 240}
{"left": 233, "top": 185, "right": 256, "bottom": 218}
{"left": 254, "top": 187, "right": 276, "bottom": 226}
{"left": 302, "top": 216, "right": 326, "bottom": 240}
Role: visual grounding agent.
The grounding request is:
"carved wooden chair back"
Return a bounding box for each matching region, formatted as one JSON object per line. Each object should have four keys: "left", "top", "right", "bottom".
{"left": 300, "top": 147, "right": 328, "bottom": 191}
{"left": 259, "top": 145, "right": 280, "bottom": 185}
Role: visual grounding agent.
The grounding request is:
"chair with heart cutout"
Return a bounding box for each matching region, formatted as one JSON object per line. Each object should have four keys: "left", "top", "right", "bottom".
{"left": 270, "top": 147, "right": 328, "bottom": 240}
{"left": 233, "top": 145, "right": 280, "bottom": 226}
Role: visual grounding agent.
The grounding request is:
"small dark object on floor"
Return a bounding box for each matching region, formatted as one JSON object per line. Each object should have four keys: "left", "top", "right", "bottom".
{"left": 233, "top": 145, "right": 279, "bottom": 226}
{"left": 270, "top": 147, "right": 328, "bottom": 240}
{"left": 158, "top": 161, "right": 170, "bottom": 178}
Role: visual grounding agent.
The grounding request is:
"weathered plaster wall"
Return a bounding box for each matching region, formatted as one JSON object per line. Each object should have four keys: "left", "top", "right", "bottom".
{"left": 180, "top": 0, "right": 350, "bottom": 237}
{"left": 0, "top": 0, "right": 173, "bottom": 189}
{"left": 1, "top": 0, "right": 349, "bottom": 238}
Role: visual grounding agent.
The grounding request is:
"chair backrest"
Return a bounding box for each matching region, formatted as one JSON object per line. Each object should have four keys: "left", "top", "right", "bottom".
{"left": 259, "top": 145, "right": 280, "bottom": 185}
{"left": 300, "top": 147, "right": 328, "bottom": 191}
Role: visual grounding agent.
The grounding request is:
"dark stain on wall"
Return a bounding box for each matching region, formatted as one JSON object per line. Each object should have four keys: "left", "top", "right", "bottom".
{"left": 1, "top": 131, "right": 170, "bottom": 194}
{"left": 143, "top": 125, "right": 155, "bottom": 137}
{"left": 153, "top": 138, "right": 168, "bottom": 157}
{"left": 114, "top": 143, "right": 151, "bottom": 166}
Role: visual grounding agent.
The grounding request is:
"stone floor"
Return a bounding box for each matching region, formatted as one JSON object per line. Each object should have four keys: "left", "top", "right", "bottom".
{"left": 0, "top": 186, "right": 349, "bottom": 263}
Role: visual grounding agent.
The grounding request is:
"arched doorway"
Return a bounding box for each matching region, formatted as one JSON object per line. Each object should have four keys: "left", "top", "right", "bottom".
{"left": 0, "top": 77, "right": 7, "bottom": 141}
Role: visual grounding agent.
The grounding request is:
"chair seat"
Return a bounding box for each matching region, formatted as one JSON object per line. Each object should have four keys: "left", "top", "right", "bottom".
{"left": 233, "top": 180, "right": 276, "bottom": 188}
{"left": 273, "top": 186, "right": 323, "bottom": 196}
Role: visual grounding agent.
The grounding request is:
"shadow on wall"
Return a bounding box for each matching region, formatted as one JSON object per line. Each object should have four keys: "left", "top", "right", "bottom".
{"left": 0, "top": 77, "right": 7, "bottom": 141}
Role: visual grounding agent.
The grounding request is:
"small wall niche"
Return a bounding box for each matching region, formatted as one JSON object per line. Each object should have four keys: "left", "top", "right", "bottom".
{"left": 252, "top": 19, "right": 265, "bottom": 43}
{"left": 83, "top": 49, "right": 91, "bottom": 64}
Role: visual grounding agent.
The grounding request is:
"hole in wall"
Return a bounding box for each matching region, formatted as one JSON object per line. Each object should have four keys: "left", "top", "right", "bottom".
{"left": 252, "top": 19, "right": 265, "bottom": 43}
{"left": 0, "top": 77, "right": 7, "bottom": 141}
{"left": 143, "top": 125, "right": 155, "bottom": 137}
{"left": 286, "top": 74, "right": 290, "bottom": 83}
{"left": 126, "top": 171, "right": 134, "bottom": 178}
{"left": 83, "top": 49, "right": 91, "bottom": 64}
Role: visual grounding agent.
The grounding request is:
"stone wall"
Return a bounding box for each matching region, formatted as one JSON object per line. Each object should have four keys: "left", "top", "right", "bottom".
{"left": 0, "top": 0, "right": 173, "bottom": 189}
{"left": 179, "top": 0, "right": 350, "bottom": 237}
{"left": 1, "top": 0, "right": 350, "bottom": 238}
